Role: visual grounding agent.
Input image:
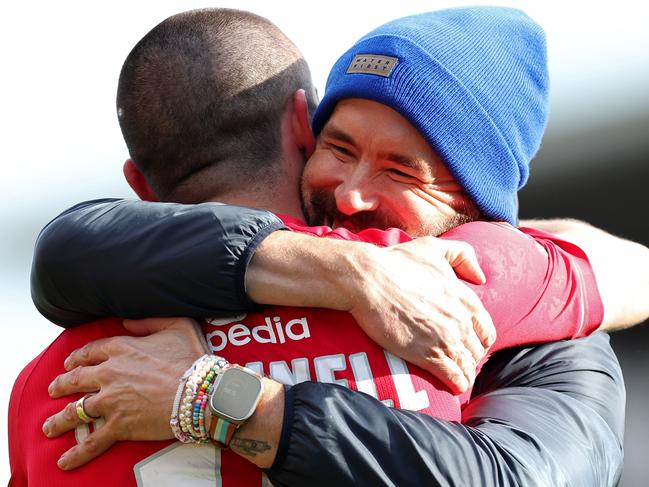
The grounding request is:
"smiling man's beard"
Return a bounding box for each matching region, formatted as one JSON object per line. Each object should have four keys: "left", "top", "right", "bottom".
{"left": 303, "top": 188, "right": 403, "bottom": 232}
{"left": 301, "top": 187, "right": 478, "bottom": 237}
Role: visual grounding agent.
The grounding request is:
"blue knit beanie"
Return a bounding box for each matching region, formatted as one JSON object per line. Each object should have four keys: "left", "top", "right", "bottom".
{"left": 312, "top": 7, "right": 549, "bottom": 225}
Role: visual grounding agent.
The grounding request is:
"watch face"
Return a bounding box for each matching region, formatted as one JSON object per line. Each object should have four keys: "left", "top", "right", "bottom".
{"left": 210, "top": 367, "right": 263, "bottom": 422}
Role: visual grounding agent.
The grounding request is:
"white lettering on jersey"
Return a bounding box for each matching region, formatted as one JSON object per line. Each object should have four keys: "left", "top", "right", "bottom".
{"left": 384, "top": 351, "right": 430, "bottom": 411}
{"left": 229, "top": 324, "right": 252, "bottom": 347}
{"left": 245, "top": 361, "right": 264, "bottom": 375}
{"left": 284, "top": 317, "right": 311, "bottom": 341}
{"left": 206, "top": 316, "right": 311, "bottom": 353}
{"left": 273, "top": 317, "right": 286, "bottom": 344}
{"left": 348, "top": 352, "right": 394, "bottom": 407}
{"left": 348, "top": 352, "right": 378, "bottom": 398}
{"left": 206, "top": 314, "right": 247, "bottom": 327}
{"left": 134, "top": 443, "right": 276, "bottom": 487}
{"left": 269, "top": 358, "right": 311, "bottom": 385}
{"left": 134, "top": 443, "right": 221, "bottom": 486}
{"left": 314, "top": 354, "right": 348, "bottom": 387}
{"left": 118, "top": 347, "right": 434, "bottom": 486}
{"left": 251, "top": 317, "right": 278, "bottom": 344}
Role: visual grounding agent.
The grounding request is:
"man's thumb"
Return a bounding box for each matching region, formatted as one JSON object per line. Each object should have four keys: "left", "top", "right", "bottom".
{"left": 443, "top": 241, "right": 486, "bottom": 285}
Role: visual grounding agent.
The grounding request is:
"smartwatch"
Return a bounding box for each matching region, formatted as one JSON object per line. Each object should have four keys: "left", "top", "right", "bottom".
{"left": 208, "top": 364, "right": 264, "bottom": 448}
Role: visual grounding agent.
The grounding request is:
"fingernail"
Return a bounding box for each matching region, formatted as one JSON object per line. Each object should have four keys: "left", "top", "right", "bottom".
{"left": 48, "top": 381, "right": 55, "bottom": 395}
{"left": 63, "top": 357, "right": 71, "bottom": 370}
{"left": 57, "top": 454, "right": 68, "bottom": 470}
{"left": 42, "top": 419, "right": 51, "bottom": 436}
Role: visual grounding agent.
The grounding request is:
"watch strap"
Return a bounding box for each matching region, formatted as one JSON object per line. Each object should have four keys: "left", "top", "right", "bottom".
{"left": 208, "top": 414, "right": 238, "bottom": 448}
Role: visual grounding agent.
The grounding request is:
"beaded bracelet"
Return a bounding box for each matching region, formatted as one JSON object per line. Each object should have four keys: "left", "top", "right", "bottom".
{"left": 180, "top": 356, "right": 218, "bottom": 443}
{"left": 175, "top": 355, "right": 229, "bottom": 443}
{"left": 170, "top": 357, "right": 205, "bottom": 443}
{"left": 192, "top": 363, "right": 219, "bottom": 438}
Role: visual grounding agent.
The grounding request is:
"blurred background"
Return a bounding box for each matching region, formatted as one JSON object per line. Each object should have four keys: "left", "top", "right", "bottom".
{"left": 1, "top": 0, "right": 647, "bottom": 484}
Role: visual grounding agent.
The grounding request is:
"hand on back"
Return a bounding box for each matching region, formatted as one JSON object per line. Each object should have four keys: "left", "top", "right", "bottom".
{"left": 346, "top": 237, "right": 495, "bottom": 394}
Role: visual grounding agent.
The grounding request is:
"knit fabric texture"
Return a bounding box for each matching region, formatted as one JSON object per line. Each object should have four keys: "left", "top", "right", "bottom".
{"left": 312, "top": 7, "right": 549, "bottom": 224}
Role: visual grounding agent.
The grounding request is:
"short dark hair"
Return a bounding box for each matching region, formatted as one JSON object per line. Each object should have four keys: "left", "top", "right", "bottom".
{"left": 117, "top": 8, "right": 317, "bottom": 202}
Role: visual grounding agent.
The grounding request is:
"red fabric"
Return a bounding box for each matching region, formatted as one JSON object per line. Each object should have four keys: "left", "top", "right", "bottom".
{"left": 9, "top": 220, "right": 603, "bottom": 487}
{"left": 8, "top": 320, "right": 176, "bottom": 486}
{"left": 281, "top": 217, "right": 603, "bottom": 352}
{"left": 204, "top": 219, "right": 604, "bottom": 486}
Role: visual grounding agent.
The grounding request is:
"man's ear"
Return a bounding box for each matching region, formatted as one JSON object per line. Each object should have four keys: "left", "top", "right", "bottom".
{"left": 291, "top": 89, "right": 316, "bottom": 158}
{"left": 123, "top": 159, "right": 158, "bottom": 202}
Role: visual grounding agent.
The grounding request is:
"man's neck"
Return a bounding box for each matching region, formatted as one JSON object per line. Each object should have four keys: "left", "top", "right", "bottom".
{"left": 206, "top": 190, "right": 305, "bottom": 222}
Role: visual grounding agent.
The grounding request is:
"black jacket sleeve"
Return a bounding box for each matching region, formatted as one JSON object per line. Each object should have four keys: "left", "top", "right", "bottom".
{"left": 267, "top": 332, "right": 624, "bottom": 487}
{"left": 31, "top": 198, "right": 286, "bottom": 327}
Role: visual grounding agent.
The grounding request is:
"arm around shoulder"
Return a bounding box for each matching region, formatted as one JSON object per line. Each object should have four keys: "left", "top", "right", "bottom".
{"left": 31, "top": 198, "right": 286, "bottom": 326}
{"left": 265, "top": 332, "right": 624, "bottom": 486}
{"left": 521, "top": 218, "right": 649, "bottom": 331}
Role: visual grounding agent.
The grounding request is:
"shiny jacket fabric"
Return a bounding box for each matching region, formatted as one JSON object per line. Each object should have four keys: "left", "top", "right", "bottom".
{"left": 271, "top": 333, "right": 624, "bottom": 486}
{"left": 31, "top": 199, "right": 286, "bottom": 326}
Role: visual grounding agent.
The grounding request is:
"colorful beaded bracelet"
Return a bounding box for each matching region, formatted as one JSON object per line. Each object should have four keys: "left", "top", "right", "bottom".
{"left": 171, "top": 355, "right": 229, "bottom": 444}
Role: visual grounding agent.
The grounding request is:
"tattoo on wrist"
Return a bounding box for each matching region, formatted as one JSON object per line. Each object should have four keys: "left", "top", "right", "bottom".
{"left": 231, "top": 437, "right": 272, "bottom": 457}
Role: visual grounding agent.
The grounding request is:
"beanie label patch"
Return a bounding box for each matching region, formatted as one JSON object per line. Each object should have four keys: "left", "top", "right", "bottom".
{"left": 346, "top": 54, "right": 398, "bottom": 78}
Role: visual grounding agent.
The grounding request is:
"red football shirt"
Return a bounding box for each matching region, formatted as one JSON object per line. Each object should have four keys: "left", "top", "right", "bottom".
{"left": 9, "top": 221, "right": 603, "bottom": 486}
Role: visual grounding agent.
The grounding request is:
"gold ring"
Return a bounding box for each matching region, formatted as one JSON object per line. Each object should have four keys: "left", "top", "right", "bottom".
{"left": 75, "top": 395, "right": 99, "bottom": 423}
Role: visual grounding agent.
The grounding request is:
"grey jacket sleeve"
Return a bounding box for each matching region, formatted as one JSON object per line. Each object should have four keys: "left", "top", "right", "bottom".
{"left": 30, "top": 198, "right": 286, "bottom": 327}
{"left": 267, "top": 332, "right": 624, "bottom": 487}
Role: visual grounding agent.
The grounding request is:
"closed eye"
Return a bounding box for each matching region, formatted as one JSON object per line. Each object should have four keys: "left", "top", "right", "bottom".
{"left": 386, "top": 167, "right": 412, "bottom": 178}
{"left": 330, "top": 144, "right": 353, "bottom": 158}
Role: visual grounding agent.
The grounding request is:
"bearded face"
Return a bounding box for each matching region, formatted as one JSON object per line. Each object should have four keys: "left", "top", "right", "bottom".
{"left": 301, "top": 99, "right": 479, "bottom": 236}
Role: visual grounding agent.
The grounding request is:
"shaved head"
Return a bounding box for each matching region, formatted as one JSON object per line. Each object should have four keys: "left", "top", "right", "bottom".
{"left": 117, "top": 8, "right": 317, "bottom": 202}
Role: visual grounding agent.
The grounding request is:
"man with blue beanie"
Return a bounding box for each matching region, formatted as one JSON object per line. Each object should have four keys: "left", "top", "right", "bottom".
{"left": 307, "top": 6, "right": 547, "bottom": 230}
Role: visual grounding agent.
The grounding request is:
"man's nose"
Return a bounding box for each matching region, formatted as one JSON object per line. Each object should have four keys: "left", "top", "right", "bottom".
{"left": 334, "top": 170, "right": 379, "bottom": 215}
